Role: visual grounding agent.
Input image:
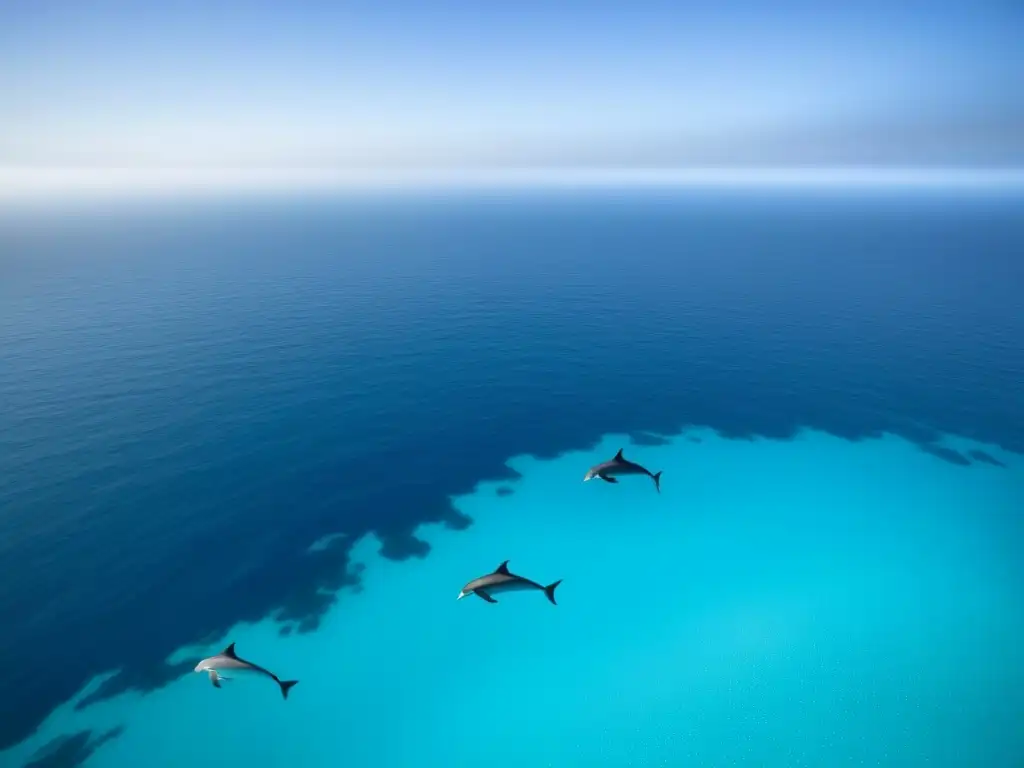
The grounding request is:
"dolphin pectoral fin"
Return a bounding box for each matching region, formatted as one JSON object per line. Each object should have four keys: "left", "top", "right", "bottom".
{"left": 598, "top": 474, "right": 618, "bottom": 484}
{"left": 475, "top": 590, "right": 498, "bottom": 603}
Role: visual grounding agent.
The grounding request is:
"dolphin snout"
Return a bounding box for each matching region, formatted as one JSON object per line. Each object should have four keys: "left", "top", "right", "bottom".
{"left": 457, "top": 590, "right": 468, "bottom": 600}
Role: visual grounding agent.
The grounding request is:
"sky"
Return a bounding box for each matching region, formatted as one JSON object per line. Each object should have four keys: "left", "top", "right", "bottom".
{"left": 1, "top": 0, "right": 1022, "bottom": 170}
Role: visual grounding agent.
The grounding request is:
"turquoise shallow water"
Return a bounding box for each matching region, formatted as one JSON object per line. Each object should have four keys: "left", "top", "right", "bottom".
{"left": 8, "top": 428, "right": 1022, "bottom": 767}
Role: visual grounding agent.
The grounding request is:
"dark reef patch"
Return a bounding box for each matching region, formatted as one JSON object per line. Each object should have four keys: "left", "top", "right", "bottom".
{"left": 628, "top": 431, "right": 672, "bottom": 447}
{"left": 968, "top": 449, "right": 1007, "bottom": 468}
{"left": 306, "top": 532, "right": 349, "bottom": 554}
{"left": 25, "top": 727, "right": 124, "bottom": 768}
{"left": 75, "top": 661, "right": 195, "bottom": 713}
{"left": 921, "top": 444, "right": 972, "bottom": 467}
{"left": 1, "top": 191, "right": 1022, "bottom": 753}
{"left": 441, "top": 503, "right": 473, "bottom": 530}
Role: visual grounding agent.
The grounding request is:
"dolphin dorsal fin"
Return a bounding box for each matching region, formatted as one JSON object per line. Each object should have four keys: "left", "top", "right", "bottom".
{"left": 495, "top": 560, "right": 511, "bottom": 575}
{"left": 614, "top": 448, "right": 625, "bottom": 461}
{"left": 222, "top": 642, "right": 239, "bottom": 659}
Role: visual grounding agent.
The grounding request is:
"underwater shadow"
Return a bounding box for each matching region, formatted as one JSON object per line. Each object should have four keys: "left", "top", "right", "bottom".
{"left": 25, "top": 727, "right": 124, "bottom": 768}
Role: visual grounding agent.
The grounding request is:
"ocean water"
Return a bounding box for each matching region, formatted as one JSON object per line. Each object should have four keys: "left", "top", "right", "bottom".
{"left": 1, "top": 187, "right": 1022, "bottom": 767}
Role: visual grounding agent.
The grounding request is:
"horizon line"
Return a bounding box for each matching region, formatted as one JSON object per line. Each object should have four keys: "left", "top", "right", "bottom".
{"left": 3, "top": 166, "right": 1024, "bottom": 201}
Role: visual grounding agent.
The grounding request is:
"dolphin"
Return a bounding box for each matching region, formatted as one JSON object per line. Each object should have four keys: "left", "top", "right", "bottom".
{"left": 584, "top": 448, "right": 662, "bottom": 493}
{"left": 457, "top": 560, "right": 563, "bottom": 605}
{"left": 194, "top": 642, "right": 299, "bottom": 700}
{"left": 204, "top": 669, "right": 232, "bottom": 688}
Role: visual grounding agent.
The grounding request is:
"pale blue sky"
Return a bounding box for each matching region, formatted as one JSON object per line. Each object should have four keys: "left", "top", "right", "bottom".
{"left": 1, "top": 0, "right": 1022, "bottom": 168}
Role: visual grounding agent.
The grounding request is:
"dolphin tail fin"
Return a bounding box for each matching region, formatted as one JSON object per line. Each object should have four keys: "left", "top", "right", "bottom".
{"left": 279, "top": 680, "right": 299, "bottom": 700}
{"left": 544, "top": 579, "right": 563, "bottom": 606}
{"left": 652, "top": 471, "right": 662, "bottom": 494}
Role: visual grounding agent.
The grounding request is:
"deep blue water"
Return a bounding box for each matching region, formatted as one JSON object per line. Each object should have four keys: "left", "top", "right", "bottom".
{"left": 1, "top": 187, "right": 1022, "bottom": 759}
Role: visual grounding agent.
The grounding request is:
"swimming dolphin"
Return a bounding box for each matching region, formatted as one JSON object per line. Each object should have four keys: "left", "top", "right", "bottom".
{"left": 584, "top": 448, "right": 662, "bottom": 493}
{"left": 457, "top": 560, "right": 563, "bottom": 605}
{"left": 194, "top": 642, "right": 299, "bottom": 700}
